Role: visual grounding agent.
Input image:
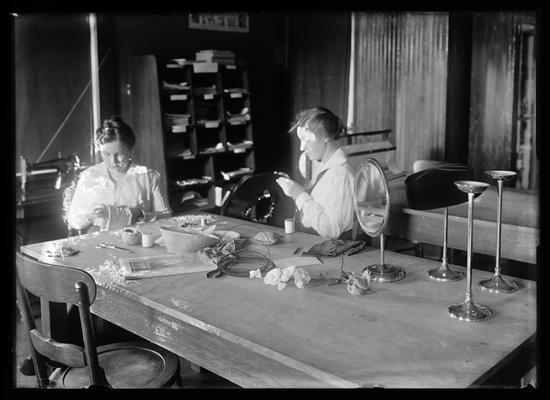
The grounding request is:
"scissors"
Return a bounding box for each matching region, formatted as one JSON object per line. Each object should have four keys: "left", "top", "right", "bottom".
{"left": 96, "top": 242, "right": 133, "bottom": 252}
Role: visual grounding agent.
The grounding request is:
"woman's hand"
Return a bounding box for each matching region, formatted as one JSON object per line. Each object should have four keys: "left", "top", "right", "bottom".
{"left": 276, "top": 177, "right": 305, "bottom": 200}
{"left": 90, "top": 204, "right": 108, "bottom": 220}
{"left": 129, "top": 206, "right": 145, "bottom": 224}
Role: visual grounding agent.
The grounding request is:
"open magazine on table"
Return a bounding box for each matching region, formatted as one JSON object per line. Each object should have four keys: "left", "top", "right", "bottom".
{"left": 119, "top": 253, "right": 217, "bottom": 280}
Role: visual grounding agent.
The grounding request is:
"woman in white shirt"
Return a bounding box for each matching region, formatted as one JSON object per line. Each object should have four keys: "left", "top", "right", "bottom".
{"left": 276, "top": 107, "right": 355, "bottom": 239}
{"left": 68, "top": 116, "right": 171, "bottom": 232}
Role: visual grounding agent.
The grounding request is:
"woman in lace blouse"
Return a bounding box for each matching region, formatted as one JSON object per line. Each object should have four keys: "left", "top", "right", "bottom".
{"left": 67, "top": 116, "right": 171, "bottom": 232}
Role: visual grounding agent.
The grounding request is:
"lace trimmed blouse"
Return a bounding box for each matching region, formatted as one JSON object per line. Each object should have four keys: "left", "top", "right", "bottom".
{"left": 67, "top": 162, "right": 171, "bottom": 231}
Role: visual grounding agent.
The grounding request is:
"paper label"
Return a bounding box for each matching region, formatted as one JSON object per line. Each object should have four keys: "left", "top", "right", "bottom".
{"left": 172, "top": 125, "right": 187, "bottom": 133}
{"left": 273, "top": 257, "right": 322, "bottom": 269}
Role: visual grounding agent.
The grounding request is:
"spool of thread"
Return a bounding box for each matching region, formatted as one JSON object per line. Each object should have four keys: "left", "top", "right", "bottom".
{"left": 141, "top": 232, "right": 154, "bottom": 248}
{"left": 284, "top": 218, "right": 295, "bottom": 234}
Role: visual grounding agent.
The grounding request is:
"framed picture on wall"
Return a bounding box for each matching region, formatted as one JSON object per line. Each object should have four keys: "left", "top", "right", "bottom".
{"left": 189, "top": 12, "right": 249, "bottom": 33}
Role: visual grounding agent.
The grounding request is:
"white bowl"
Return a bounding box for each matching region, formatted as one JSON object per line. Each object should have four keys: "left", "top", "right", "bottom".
{"left": 159, "top": 226, "right": 219, "bottom": 254}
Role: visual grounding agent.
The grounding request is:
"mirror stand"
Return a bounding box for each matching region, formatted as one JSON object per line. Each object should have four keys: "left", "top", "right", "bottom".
{"left": 448, "top": 181, "right": 493, "bottom": 322}
{"left": 362, "top": 233, "right": 405, "bottom": 283}
{"left": 427, "top": 207, "right": 465, "bottom": 281}
{"left": 478, "top": 170, "right": 520, "bottom": 293}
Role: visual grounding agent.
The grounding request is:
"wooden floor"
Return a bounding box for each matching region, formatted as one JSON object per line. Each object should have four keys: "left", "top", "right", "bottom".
{"left": 13, "top": 308, "right": 239, "bottom": 389}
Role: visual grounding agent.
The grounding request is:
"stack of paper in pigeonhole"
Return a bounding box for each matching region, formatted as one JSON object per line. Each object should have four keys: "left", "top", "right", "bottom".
{"left": 165, "top": 113, "right": 191, "bottom": 133}
{"left": 162, "top": 80, "right": 190, "bottom": 102}
{"left": 195, "top": 49, "right": 236, "bottom": 64}
{"left": 226, "top": 107, "right": 251, "bottom": 125}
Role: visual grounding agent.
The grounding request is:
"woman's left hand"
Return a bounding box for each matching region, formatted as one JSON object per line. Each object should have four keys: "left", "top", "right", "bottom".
{"left": 276, "top": 177, "right": 305, "bottom": 200}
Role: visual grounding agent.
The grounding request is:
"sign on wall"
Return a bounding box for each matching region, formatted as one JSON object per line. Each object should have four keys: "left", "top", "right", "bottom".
{"left": 189, "top": 13, "right": 249, "bottom": 33}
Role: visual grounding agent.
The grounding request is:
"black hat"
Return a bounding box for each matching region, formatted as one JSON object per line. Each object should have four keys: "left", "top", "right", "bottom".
{"left": 405, "top": 164, "right": 475, "bottom": 210}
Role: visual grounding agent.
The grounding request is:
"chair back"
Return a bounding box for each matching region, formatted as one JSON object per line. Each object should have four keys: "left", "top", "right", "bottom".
{"left": 15, "top": 252, "right": 106, "bottom": 387}
{"left": 16, "top": 252, "right": 96, "bottom": 304}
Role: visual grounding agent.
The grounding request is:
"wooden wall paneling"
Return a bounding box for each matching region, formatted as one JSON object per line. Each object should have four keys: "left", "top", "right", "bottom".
{"left": 128, "top": 55, "right": 168, "bottom": 200}
{"left": 469, "top": 12, "right": 516, "bottom": 181}
{"left": 353, "top": 13, "right": 398, "bottom": 142}
{"left": 351, "top": 13, "right": 448, "bottom": 173}
{"left": 444, "top": 12, "right": 473, "bottom": 164}
{"left": 287, "top": 13, "right": 351, "bottom": 179}
{"left": 113, "top": 13, "right": 289, "bottom": 176}
{"left": 394, "top": 13, "right": 448, "bottom": 172}
{"left": 510, "top": 14, "right": 538, "bottom": 190}
{"left": 14, "top": 14, "right": 94, "bottom": 167}
{"left": 96, "top": 14, "right": 118, "bottom": 121}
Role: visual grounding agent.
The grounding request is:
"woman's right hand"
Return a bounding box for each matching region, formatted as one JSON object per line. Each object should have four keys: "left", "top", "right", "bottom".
{"left": 90, "top": 204, "right": 108, "bottom": 220}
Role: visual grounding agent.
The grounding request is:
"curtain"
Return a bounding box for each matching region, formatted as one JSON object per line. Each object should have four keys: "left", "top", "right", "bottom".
{"left": 287, "top": 13, "right": 351, "bottom": 179}
{"left": 350, "top": 12, "right": 449, "bottom": 172}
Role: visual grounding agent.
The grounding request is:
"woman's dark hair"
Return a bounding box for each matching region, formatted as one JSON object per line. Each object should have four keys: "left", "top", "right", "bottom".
{"left": 95, "top": 116, "right": 136, "bottom": 149}
{"left": 288, "top": 106, "right": 345, "bottom": 140}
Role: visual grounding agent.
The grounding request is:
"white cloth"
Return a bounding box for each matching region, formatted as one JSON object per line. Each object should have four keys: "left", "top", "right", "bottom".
{"left": 67, "top": 163, "right": 171, "bottom": 231}
{"left": 295, "top": 148, "right": 355, "bottom": 239}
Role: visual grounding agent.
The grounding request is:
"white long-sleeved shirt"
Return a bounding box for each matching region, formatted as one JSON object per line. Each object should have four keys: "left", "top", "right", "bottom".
{"left": 295, "top": 148, "right": 355, "bottom": 239}
{"left": 67, "top": 162, "right": 171, "bottom": 231}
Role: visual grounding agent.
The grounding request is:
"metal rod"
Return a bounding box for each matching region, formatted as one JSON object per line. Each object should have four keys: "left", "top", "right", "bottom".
{"left": 89, "top": 13, "right": 101, "bottom": 164}
{"left": 442, "top": 206, "right": 448, "bottom": 265}
{"left": 380, "top": 233, "right": 385, "bottom": 266}
{"left": 466, "top": 192, "right": 474, "bottom": 303}
{"left": 346, "top": 12, "right": 356, "bottom": 131}
{"left": 495, "top": 179, "right": 503, "bottom": 275}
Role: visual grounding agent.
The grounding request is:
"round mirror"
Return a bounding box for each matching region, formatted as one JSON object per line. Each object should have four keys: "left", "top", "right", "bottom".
{"left": 353, "top": 158, "right": 405, "bottom": 283}
{"left": 354, "top": 158, "right": 390, "bottom": 237}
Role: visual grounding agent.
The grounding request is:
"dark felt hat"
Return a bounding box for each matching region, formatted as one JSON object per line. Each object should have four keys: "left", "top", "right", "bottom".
{"left": 405, "top": 164, "right": 474, "bottom": 210}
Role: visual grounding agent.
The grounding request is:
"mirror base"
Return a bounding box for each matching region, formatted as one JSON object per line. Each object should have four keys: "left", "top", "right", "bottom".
{"left": 448, "top": 300, "right": 493, "bottom": 322}
{"left": 479, "top": 274, "right": 520, "bottom": 293}
{"left": 428, "top": 264, "right": 464, "bottom": 282}
{"left": 362, "top": 264, "right": 405, "bottom": 283}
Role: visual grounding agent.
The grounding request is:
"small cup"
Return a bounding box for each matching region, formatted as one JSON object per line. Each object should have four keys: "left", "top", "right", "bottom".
{"left": 284, "top": 218, "right": 295, "bottom": 234}
{"left": 141, "top": 231, "right": 154, "bottom": 248}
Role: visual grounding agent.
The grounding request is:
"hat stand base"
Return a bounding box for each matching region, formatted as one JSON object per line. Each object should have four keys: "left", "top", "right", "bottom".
{"left": 479, "top": 274, "right": 520, "bottom": 294}
{"left": 448, "top": 300, "right": 493, "bottom": 322}
{"left": 428, "top": 262, "right": 464, "bottom": 282}
{"left": 363, "top": 264, "right": 405, "bottom": 283}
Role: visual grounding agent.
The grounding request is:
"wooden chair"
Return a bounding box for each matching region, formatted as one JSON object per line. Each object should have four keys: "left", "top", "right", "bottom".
{"left": 15, "top": 252, "right": 180, "bottom": 388}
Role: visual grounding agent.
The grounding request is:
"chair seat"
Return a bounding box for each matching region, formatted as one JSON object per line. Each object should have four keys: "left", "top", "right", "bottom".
{"left": 49, "top": 341, "right": 179, "bottom": 388}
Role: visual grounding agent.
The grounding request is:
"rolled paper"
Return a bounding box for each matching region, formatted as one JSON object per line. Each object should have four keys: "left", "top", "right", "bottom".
{"left": 141, "top": 232, "right": 154, "bottom": 248}
{"left": 285, "top": 218, "right": 295, "bottom": 234}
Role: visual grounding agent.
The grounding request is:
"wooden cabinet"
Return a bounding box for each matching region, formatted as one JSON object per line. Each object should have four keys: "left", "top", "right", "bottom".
{"left": 129, "top": 55, "right": 255, "bottom": 213}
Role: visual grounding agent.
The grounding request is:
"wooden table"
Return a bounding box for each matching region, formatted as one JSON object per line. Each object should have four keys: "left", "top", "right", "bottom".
{"left": 20, "top": 213, "right": 537, "bottom": 388}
